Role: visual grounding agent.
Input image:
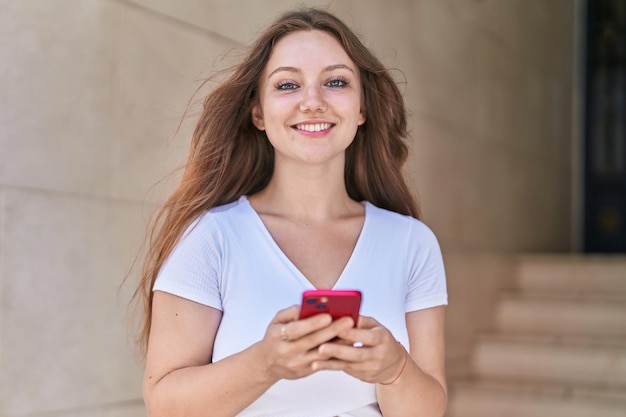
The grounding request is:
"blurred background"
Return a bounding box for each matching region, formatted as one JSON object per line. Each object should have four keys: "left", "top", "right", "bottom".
{"left": 1, "top": 0, "right": 625, "bottom": 416}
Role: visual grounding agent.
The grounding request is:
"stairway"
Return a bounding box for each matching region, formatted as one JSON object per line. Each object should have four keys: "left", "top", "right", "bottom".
{"left": 446, "top": 255, "right": 626, "bottom": 417}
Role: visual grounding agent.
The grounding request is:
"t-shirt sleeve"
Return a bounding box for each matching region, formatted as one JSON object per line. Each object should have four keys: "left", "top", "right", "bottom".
{"left": 405, "top": 220, "right": 448, "bottom": 312}
{"left": 152, "top": 216, "right": 223, "bottom": 310}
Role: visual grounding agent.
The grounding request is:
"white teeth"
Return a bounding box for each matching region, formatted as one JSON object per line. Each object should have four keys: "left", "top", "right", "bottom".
{"left": 296, "top": 123, "right": 332, "bottom": 132}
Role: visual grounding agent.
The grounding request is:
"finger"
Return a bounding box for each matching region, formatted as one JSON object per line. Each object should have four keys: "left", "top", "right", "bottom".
{"left": 337, "top": 315, "right": 377, "bottom": 341}
{"left": 311, "top": 358, "right": 353, "bottom": 372}
{"left": 292, "top": 316, "right": 354, "bottom": 349}
{"left": 317, "top": 341, "right": 370, "bottom": 362}
{"left": 271, "top": 305, "right": 300, "bottom": 324}
{"left": 337, "top": 327, "right": 384, "bottom": 347}
{"left": 311, "top": 347, "right": 373, "bottom": 374}
{"left": 274, "top": 312, "right": 336, "bottom": 344}
{"left": 333, "top": 337, "right": 356, "bottom": 347}
{"left": 271, "top": 306, "right": 322, "bottom": 343}
{"left": 355, "top": 315, "right": 379, "bottom": 329}
{"left": 338, "top": 316, "right": 392, "bottom": 346}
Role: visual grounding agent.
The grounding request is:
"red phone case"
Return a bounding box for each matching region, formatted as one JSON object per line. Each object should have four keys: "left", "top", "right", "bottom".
{"left": 298, "top": 289, "right": 361, "bottom": 325}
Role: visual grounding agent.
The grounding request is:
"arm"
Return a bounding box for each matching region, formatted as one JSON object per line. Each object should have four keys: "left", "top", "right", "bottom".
{"left": 144, "top": 291, "right": 354, "bottom": 417}
{"left": 313, "top": 305, "right": 447, "bottom": 417}
{"left": 376, "top": 306, "right": 447, "bottom": 417}
{"left": 143, "top": 291, "right": 271, "bottom": 417}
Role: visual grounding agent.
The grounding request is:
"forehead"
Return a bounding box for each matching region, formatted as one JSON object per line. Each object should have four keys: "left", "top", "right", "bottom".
{"left": 264, "top": 29, "right": 357, "bottom": 73}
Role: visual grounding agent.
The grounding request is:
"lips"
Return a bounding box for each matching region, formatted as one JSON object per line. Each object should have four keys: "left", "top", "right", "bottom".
{"left": 293, "top": 122, "right": 334, "bottom": 132}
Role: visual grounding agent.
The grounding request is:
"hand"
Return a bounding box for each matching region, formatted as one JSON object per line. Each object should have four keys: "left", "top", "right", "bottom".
{"left": 311, "top": 316, "right": 408, "bottom": 384}
{"left": 258, "top": 306, "right": 356, "bottom": 381}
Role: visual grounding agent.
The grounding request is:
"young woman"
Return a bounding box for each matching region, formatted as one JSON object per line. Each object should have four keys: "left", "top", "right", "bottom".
{"left": 136, "top": 7, "right": 448, "bottom": 417}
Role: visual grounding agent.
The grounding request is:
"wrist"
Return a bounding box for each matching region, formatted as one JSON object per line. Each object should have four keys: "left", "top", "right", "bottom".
{"left": 249, "top": 341, "right": 282, "bottom": 385}
{"left": 379, "top": 343, "right": 408, "bottom": 386}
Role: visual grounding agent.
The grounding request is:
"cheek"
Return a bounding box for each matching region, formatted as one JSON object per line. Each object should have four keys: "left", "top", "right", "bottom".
{"left": 346, "top": 102, "right": 365, "bottom": 124}
{"left": 334, "top": 93, "right": 363, "bottom": 117}
{"left": 262, "top": 97, "right": 296, "bottom": 124}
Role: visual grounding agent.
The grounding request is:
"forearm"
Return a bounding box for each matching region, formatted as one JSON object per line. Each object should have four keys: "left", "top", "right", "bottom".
{"left": 376, "top": 360, "right": 447, "bottom": 417}
{"left": 145, "top": 342, "right": 277, "bottom": 417}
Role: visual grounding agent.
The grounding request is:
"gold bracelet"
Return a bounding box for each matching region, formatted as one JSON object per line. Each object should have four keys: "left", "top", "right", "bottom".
{"left": 379, "top": 343, "right": 408, "bottom": 385}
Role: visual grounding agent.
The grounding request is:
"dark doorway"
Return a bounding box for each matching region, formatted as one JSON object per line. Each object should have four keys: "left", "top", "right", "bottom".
{"left": 584, "top": 0, "right": 626, "bottom": 253}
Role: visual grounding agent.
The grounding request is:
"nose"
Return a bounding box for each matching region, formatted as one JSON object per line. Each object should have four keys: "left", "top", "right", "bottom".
{"left": 299, "top": 84, "right": 327, "bottom": 113}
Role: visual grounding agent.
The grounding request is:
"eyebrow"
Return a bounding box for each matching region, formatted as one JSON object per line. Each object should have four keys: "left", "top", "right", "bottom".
{"left": 267, "top": 64, "right": 355, "bottom": 78}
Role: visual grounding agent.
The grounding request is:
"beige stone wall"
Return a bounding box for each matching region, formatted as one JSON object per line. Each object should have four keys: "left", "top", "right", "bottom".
{"left": 411, "top": 1, "right": 576, "bottom": 377}
{"left": 0, "top": 0, "right": 574, "bottom": 414}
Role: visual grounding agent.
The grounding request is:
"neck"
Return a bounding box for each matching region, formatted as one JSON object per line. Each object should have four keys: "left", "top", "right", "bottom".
{"left": 249, "top": 160, "right": 360, "bottom": 223}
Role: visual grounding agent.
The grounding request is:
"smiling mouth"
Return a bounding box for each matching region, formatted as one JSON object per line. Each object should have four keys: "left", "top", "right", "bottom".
{"left": 294, "top": 123, "right": 334, "bottom": 132}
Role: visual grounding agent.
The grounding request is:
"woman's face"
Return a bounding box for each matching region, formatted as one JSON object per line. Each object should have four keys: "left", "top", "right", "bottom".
{"left": 252, "top": 30, "right": 365, "bottom": 168}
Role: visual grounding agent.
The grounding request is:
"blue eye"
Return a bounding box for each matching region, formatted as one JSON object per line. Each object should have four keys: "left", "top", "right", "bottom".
{"left": 327, "top": 78, "right": 348, "bottom": 88}
{"left": 276, "top": 81, "right": 299, "bottom": 90}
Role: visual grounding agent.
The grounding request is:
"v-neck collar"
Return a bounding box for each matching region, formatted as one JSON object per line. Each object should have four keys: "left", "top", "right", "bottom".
{"left": 239, "top": 195, "right": 369, "bottom": 290}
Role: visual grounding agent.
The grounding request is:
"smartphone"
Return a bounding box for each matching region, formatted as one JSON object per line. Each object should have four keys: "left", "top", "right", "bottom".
{"left": 298, "top": 289, "right": 362, "bottom": 326}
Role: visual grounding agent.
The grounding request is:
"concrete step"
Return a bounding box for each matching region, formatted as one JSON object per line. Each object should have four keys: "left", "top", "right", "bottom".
{"left": 496, "top": 292, "right": 626, "bottom": 337}
{"left": 473, "top": 333, "right": 626, "bottom": 388}
{"left": 447, "top": 379, "right": 626, "bottom": 417}
{"left": 516, "top": 255, "right": 626, "bottom": 294}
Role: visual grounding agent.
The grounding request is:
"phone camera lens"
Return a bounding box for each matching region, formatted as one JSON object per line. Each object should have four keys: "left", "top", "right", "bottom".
{"left": 316, "top": 304, "right": 327, "bottom": 310}
{"left": 306, "top": 299, "right": 317, "bottom": 304}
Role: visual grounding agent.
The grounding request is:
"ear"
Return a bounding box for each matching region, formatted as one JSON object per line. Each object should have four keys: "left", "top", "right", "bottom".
{"left": 252, "top": 104, "right": 265, "bottom": 130}
{"left": 358, "top": 109, "right": 366, "bottom": 126}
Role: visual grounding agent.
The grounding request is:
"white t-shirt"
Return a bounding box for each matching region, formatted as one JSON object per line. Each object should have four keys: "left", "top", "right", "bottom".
{"left": 154, "top": 195, "right": 447, "bottom": 417}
